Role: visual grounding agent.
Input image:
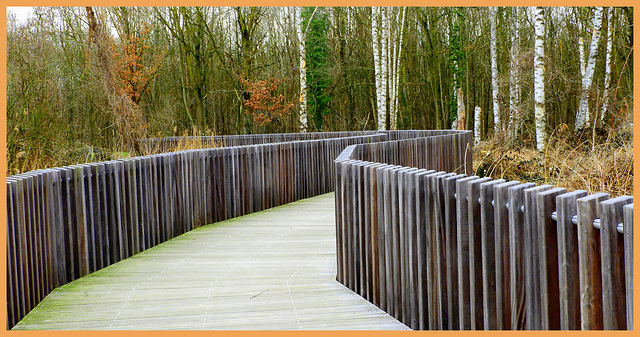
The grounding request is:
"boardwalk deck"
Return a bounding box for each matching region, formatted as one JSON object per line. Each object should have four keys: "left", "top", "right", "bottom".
{"left": 12, "top": 193, "right": 409, "bottom": 330}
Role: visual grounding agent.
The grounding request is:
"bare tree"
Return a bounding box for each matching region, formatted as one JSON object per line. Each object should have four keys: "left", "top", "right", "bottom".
{"left": 534, "top": 6, "right": 546, "bottom": 151}
{"left": 600, "top": 7, "right": 614, "bottom": 122}
{"left": 508, "top": 7, "right": 521, "bottom": 141}
{"left": 575, "top": 6, "right": 604, "bottom": 131}
{"left": 490, "top": 7, "right": 500, "bottom": 134}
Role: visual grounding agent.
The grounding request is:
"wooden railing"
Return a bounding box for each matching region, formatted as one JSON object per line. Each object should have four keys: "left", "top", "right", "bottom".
{"left": 334, "top": 133, "right": 633, "bottom": 330}
{"left": 8, "top": 131, "right": 413, "bottom": 329}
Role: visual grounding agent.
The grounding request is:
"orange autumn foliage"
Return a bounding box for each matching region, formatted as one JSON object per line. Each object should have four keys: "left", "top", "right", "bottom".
{"left": 239, "top": 76, "right": 294, "bottom": 127}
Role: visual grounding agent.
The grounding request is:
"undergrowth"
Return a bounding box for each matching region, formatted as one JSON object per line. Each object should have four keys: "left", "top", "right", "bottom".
{"left": 474, "top": 122, "right": 634, "bottom": 197}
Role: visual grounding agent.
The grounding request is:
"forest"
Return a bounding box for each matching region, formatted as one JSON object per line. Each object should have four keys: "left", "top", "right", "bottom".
{"left": 5, "top": 6, "right": 634, "bottom": 195}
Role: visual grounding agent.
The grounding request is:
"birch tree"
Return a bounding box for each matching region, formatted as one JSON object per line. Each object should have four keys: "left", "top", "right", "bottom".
{"left": 372, "top": 7, "right": 386, "bottom": 130}
{"left": 534, "top": 6, "right": 546, "bottom": 151}
{"left": 372, "top": 7, "right": 405, "bottom": 131}
{"left": 490, "top": 7, "right": 500, "bottom": 134}
{"left": 295, "top": 7, "right": 308, "bottom": 131}
{"left": 575, "top": 6, "right": 604, "bottom": 131}
{"left": 508, "top": 7, "right": 520, "bottom": 141}
{"left": 600, "top": 7, "right": 613, "bottom": 122}
{"left": 388, "top": 7, "right": 405, "bottom": 130}
{"left": 474, "top": 106, "right": 481, "bottom": 145}
{"left": 449, "top": 8, "right": 465, "bottom": 130}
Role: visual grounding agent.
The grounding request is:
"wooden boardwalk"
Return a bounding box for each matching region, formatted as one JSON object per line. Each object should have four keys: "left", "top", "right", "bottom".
{"left": 12, "top": 193, "right": 409, "bottom": 330}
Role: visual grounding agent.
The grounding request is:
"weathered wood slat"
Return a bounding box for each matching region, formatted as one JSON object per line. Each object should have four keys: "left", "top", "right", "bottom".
{"left": 507, "top": 182, "right": 536, "bottom": 330}
{"left": 600, "top": 196, "right": 632, "bottom": 330}
{"left": 492, "top": 180, "right": 520, "bottom": 330}
{"left": 556, "top": 190, "right": 588, "bottom": 330}
{"left": 523, "top": 184, "right": 552, "bottom": 330}
{"left": 577, "top": 193, "right": 608, "bottom": 330}
{"left": 454, "top": 175, "right": 478, "bottom": 330}
{"left": 623, "top": 203, "right": 633, "bottom": 330}
{"left": 536, "top": 187, "right": 566, "bottom": 330}
{"left": 479, "top": 178, "right": 505, "bottom": 330}
{"left": 467, "top": 177, "right": 491, "bottom": 330}
{"left": 443, "top": 173, "right": 466, "bottom": 330}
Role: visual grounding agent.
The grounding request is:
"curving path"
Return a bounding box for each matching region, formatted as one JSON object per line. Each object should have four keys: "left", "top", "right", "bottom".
{"left": 12, "top": 193, "right": 409, "bottom": 330}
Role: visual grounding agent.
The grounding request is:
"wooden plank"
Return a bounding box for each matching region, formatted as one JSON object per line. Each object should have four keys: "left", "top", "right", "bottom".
{"left": 623, "top": 203, "right": 633, "bottom": 330}
{"left": 492, "top": 180, "right": 520, "bottom": 330}
{"left": 599, "top": 196, "right": 632, "bottom": 330}
{"left": 479, "top": 178, "right": 505, "bottom": 330}
{"left": 507, "top": 182, "right": 535, "bottom": 330}
{"left": 7, "top": 181, "right": 19, "bottom": 327}
{"left": 433, "top": 171, "right": 457, "bottom": 329}
{"left": 443, "top": 173, "right": 466, "bottom": 330}
{"left": 577, "top": 192, "right": 608, "bottom": 330}
{"left": 424, "top": 171, "right": 448, "bottom": 329}
{"left": 454, "top": 175, "right": 478, "bottom": 330}
{"left": 414, "top": 169, "right": 434, "bottom": 330}
{"left": 406, "top": 168, "right": 430, "bottom": 329}
{"left": 397, "top": 167, "right": 418, "bottom": 326}
{"left": 466, "top": 176, "right": 491, "bottom": 330}
{"left": 556, "top": 190, "right": 587, "bottom": 330}
{"left": 536, "top": 187, "right": 566, "bottom": 330}
{"left": 523, "top": 184, "right": 552, "bottom": 330}
{"left": 96, "top": 164, "right": 110, "bottom": 267}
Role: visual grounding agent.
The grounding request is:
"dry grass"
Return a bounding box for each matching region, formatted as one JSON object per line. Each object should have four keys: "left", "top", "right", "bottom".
{"left": 474, "top": 123, "right": 633, "bottom": 198}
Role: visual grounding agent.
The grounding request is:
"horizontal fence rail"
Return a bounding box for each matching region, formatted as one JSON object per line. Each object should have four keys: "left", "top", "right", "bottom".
{"left": 5, "top": 130, "right": 469, "bottom": 329}
{"left": 334, "top": 134, "right": 633, "bottom": 330}
{"left": 138, "top": 131, "right": 381, "bottom": 153}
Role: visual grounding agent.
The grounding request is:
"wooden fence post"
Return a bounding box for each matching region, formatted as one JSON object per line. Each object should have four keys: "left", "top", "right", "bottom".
{"left": 492, "top": 180, "right": 520, "bottom": 330}
{"left": 623, "top": 203, "right": 633, "bottom": 330}
{"left": 480, "top": 179, "right": 505, "bottom": 330}
{"left": 536, "top": 187, "right": 566, "bottom": 330}
{"left": 508, "top": 182, "right": 536, "bottom": 329}
{"left": 467, "top": 177, "right": 492, "bottom": 330}
{"left": 443, "top": 173, "right": 466, "bottom": 330}
{"left": 600, "top": 196, "right": 633, "bottom": 329}
{"left": 577, "top": 193, "right": 608, "bottom": 330}
{"left": 556, "top": 190, "right": 588, "bottom": 330}
{"left": 523, "top": 184, "right": 552, "bottom": 330}
{"left": 455, "top": 175, "right": 479, "bottom": 330}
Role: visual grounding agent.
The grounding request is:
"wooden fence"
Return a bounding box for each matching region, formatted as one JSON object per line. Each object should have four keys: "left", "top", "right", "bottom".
{"left": 334, "top": 135, "right": 633, "bottom": 330}
{"left": 6, "top": 130, "right": 472, "bottom": 329}
{"left": 10, "top": 131, "right": 424, "bottom": 329}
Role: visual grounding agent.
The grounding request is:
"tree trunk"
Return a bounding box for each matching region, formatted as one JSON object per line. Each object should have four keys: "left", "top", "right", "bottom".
{"left": 372, "top": 7, "right": 386, "bottom": 130}
{"left": 474, "top": 106, "right": 481, "bottom": 146}
{"left": 490, "top": 6, "right": 500, "bottom": 135}
{"left": 456, "top": 88, "right": 466, "bottom": 130}
{"left": 508, "top": 7, "right": 520, "bottom": 141}
{"left": 381, "top": 7, "right": 389, "bottom": 130}
{"left": 600, "top": 7, "right": 613, "bottom": 122}
{"left": 295, "top": 7, "right": 308, "bottom": 132}
{"left": 575, "top": 6, "right": 604, "bottom": 131}
{"left": 534, "top": 6, "right": 546, "bottom": 151}
{"left": 389, "top": 7, "right": 405, "bottom": 130}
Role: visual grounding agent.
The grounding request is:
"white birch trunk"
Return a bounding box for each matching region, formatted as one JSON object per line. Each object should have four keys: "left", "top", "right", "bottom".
{"left": 381, "top": 7, "right": 389, "bottom": 130}
{"left": 508, "top": 7, "right": 520, "bottom": 141}
{"left": 295, "top": 7, "right": 308, "bottom": 132}
{"left": 388, "top": 8, "right": 397, "bottom": 130}
{"left": 372, "top": 7, "right": 385, "bottom": 130}
{"left": 601, "top": 7, "right": 613, "bottom": 122}
{"left": 575, "top": 6, "right": 604, "bottom": 131}
{"left": 389, "top": 7, "right": 405, "bottom": 130}
{"left": 578, "top": 37, "right": 586, "bottom": 77}
{"left": 474, "top": 106, "right": 481, "bottom": 146}
{"left": 534, "top": 7, "right": 546, "bottom": 152}
{"left": 490, "top": 7, "right": 500, "bottom": 134}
